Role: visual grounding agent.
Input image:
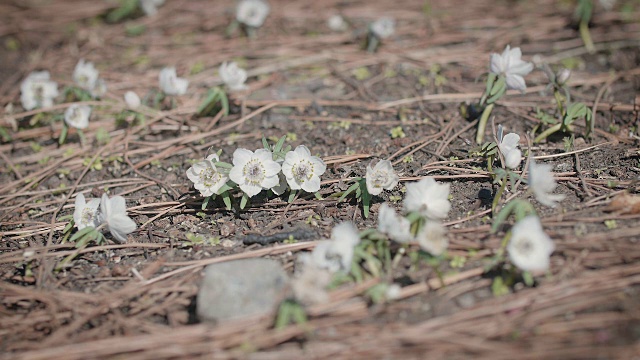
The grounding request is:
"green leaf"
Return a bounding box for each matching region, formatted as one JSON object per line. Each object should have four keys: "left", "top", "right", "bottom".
{"left": 485, "top": 72, "right": 497, "bottom": 95}
{"left": 338, "top": 182, "right": 360, "bottom": 202}
{"left": 486, "top": 84, "right": 506, "bottom": 104}
{"left": 262, "top": 136, "right": 270, "bottom": 150}
{"left": 361, "top": 180, "right": 371, "bottom": 218}
{"left": 221, "top": 191, "right": 232, "bottom": 210}
{"left": 314, "top": 191, "right": 323, "bottom": 200}
{"left": 201, "top": 196, "right": 211, "bottom": 210}
{"left": 59, "top": 125, "right": 68, "bottom": 145}
{"left": 70, "top": 226, "right": 96, "bottom": 243}
{"left": 107, "top": 0, "right": 139, "bottom": 23}
{"left": 288, "top": 190, "right": 297, "bottom": 203}
{"left": 273, "top": 135, "right": 287, "bottom": 153}
{"left": 490, "top": 76, "right": 506, "bottom": 96}
{"left": 62, "top": 219, "right": 75, "bottom": 234}
{"left": 240, "top": 193, "right": 249, "bottom": 209}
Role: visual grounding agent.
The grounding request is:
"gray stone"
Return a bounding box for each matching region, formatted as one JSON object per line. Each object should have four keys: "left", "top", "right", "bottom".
{"left": 196, "top": 258, "right": 290, "bottom": 323}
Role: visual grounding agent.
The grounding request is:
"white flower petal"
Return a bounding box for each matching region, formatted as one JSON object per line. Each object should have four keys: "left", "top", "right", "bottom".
{"left": 508, "top": 216, "right": 554, "bottom": 272}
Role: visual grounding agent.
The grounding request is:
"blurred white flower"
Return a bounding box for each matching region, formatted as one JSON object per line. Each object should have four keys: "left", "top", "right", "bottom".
{"left": 90, "top": 78, "right": 107, "bottom": 98}
{"left": 490, "top": 45, "right": 533, "bottom": 92}
{"left": 300, "top": 222, "right": 360, "bottom": 273}
{"left": 370, "top": 17, "right": 395, "bottom": 39}
{"left": 282, "top": 145, "right": 326, "bottom": 193}
{"left": 291, "top": 261, "right": 332, "bottom": 305}
{"left": 99, "top": 194, "right": 137, "bottom": 243}
{"left": 236, "top": 0, "right": 270, "bottom": 28}
{"left": 124, "top": 91, "right": 141, "bottom": 109}
{"left": 555, "top": 68, "right": 571, "bottom": 86}
{"left": 73, "top": 59, "right": 99, "bottom": 91}
{"left": 229, "top": 148, "right": 281, "bottom": 197}
{"left": 159, "top": 67, "right": 189, "bottom": 96}
{"left": 328, "top": 14, "right": 347, "bottom": 31}
{"left": 385, "top": 283, "right": 402, "bottom": 300}
{"left": 508, "top": 215, "right": 554, "bottom": 273}
{"left": 415, "top": 220, "right": 448, "bottom": 256}
{"left": 403, "top": 177, "right": 451, "bottom": 220}
{"left": 186, "top": 154, "right": 229, "bottom": 197}
{"left": 366, "top": 159, "right": 399, "bottom": 196}
{"left": 73, "top": 193, "right": 100, "bottom": 230}
{"left": 140, "top": 0, "right": 165, "bottom": 16}
{"left": 219, "top": 62, "right": 248, "bottom": 91}
{"left": 20, "top": 71, "right": 59, "bottom": 110}
{"left": 377, "top": 203, "right": 413, "bottom": 243}
{"left": 528, "top": 159, "right": 566, "bottom": 207}
{"left": 497, "top": 126, "right": 522, "bottom": 169}
{"left": 64, "top": 104, "right": 92, "bottom": 129}
{"left": 599, "top": 0, "right": 616, "bottom": 10}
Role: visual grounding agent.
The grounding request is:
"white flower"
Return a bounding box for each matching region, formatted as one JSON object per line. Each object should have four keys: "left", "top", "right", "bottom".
{"left": 236, "top": 0, "right": 270, "bottom": 28}
{"left": 219, "top": 62, "right": 248, "bottom": 91}
{"left": 186, "top": 154, "right": 229, "bottom": 197}
{"left": 508, "top": 216, "right": 554, "bottom": 273}
{"left": 599, "top": 0, "right": 616, "bottom": 10}
{"left": 282, "top": 145, "right": 326, "bottom": 193}
{"left": 497, "top": 127, "right": 522, "bottom": 169}
{"left": 73, "top": 193, "right": 100, "bottom": 230}
{"left": 124, "top": 91, "right": 141, "bottom": 109}
{"left": 73, "top": 59, "right": 99, "bottom": 91}
{"left": 20, "top": 71, "right": 59, "bottom": 110}
{"left": 140, "top": 0, "right": 165, "bottom": 16}
{"left": 377, "top": 203, "right": 413, "bottom": 243}
{"left": 415, "top": 220, "right": 448, "bottom": 256}
{"left": 300, "top": 222, "right": 360, "bottom": 273}
{"left": 291, "top": 261, "right": 332, "bottom": 305}
{"left": 328, "top": 14, "right": 347, "bottom": 31}
{"left": 385, "top": 283, "right": 402, "bottom": 300}
{"left": 159, "top": 67, "right": 189, "bottom": 96}
{"left": 370, "top": 17, "right": 395, "bottom": 39}
{"left": 64, "top": 104, "right": 92, "bottom": 129}
{"left": 229, "top": 148, "right": 281, "bottom": 197}
{"left": 99, "top": 194, "right": 137, "bottom": 243}
{"left": 528, "top": 159, "right": 566, "bottom": 207}
{"left": 90, "top": 78, "right": 107, "bottom": 98}
{"left": 490, "top": 45, "right": 534, "bottom": 92}
{"left": 366, "top": 159, "right": 398, "bottom": 196}
{"left": 403, "top": 177, "right": 451, "bottom": 220}
{"left": 555, "top": 68, "right": 571, "bottom": 86}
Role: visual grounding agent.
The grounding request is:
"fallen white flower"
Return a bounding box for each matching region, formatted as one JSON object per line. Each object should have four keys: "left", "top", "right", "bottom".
{"left": 497, "top": 127, "right": 522, "bottom": 169}
{"left": 490, "top": 45, "right": 533, "bottom": 92}
{"left": 508, "top": 215, "right": 554, "bottom": 273}
{"left": 403, "top": 177, "right": 451, "bottom": 220}
{"left": 385, "top": 283, "right": 402, "bottom": 300}
{"left": 415, "top": 220, "right": 448, "bottom": 256}
{"left": 236, "top": 0, "right": 270, "bottom": 28}
{"left": 73, "top": 59, "right": 99, "bottom": 91}
{"left": 73, "top": 193, "right": 100, "bottom": 230}
{"left": 282, "top": 145, "right": 326, "bottom": 193}
{"left": 366, "top": 159, "right": 399, "bottom": 196}
{"left": 186, "top": 154, "right": 229, "bottom": 197}
{"left": 219, "top": 62, "right": 248, "bottom": 91}
{"left": 377, "top": 203, "right": 413, "bottom": 243}
{"left": 327, "top": 14, "right": 347, "bottom": 32}
{"left": 140, "top": 0, "right": 165, "bottom": 16}
{"left": 291, "top": 261, "right": 332, "bottom": 305}
{"left": 528, "top": 159, "right": 566, "bottom": 207}
{"left": 124, "top": 91, "right": 141, "bottom": 109}
{"left": 370, "top": 17, "right": 395, "bottom": 39}
{"left": 20, "top": 71, "right": 59, "bottom": 110}
{"left": 229, "top": 148, "right": 281, "bottom": 197}
{"left": 159, "top": 67, "right": 189, "bottom": 96}
{"left": 90, "top": 78, "right": 107, "bottom": 98}
{"left": 64, "top": 104, "right": 92, "bottom": 129}
{"left": 99, "top": 194, "right": 137, "bottom": 243}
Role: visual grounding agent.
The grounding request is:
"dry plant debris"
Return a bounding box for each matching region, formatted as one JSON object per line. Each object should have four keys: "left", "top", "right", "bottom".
{"left": 1, "top": 0, "right": 640, "bottom": 358}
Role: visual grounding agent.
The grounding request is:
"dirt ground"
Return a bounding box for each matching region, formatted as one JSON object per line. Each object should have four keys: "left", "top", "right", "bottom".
{"left": 1, "top": 0, "right": 640, "bottom": 358}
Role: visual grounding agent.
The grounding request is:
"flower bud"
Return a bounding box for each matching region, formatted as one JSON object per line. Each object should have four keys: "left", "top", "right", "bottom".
{"left": 556, "top": 68, "right": 571, "bottom": 86}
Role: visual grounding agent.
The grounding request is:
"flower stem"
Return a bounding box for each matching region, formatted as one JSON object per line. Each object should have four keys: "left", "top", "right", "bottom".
{"left": 579, "top": 20, "right": 595, "bottom": 54}
{"left": 492, "top": 179, "right": 507, "bottom": 214}
{"left": 475, "top": 103, "right": 495, "bottom": 144}
{"left": 533, "top": 123, "right": 562, "bottom": 143}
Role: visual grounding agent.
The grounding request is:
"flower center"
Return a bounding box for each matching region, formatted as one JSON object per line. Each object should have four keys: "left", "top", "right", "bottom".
{"left": 243, "top": 160, "right": 265, "bottom": 185}
{"left": 293, "top": 161, "right": 313, "bottom": 182}
{"left": 371, "top": 170, "right": 388, "bottom": 188}
{"left": 199, "top": 165, "right": 223, "bottom": 188}
{"left": 515, "top": 238, "right": 533, "bottom": 256}
{"left": 81, "top": 207, "right": 96, "bottom": 227}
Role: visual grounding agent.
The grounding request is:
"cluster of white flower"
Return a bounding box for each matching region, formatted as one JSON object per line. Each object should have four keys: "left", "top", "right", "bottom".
{"left": 219, "top": 62, "right": 248, "bottom": 91}
{"left": 186, "top": 142, "right": 326, "bottom": 202}
{"left": 377, "top": 177, "right": 451, "bottom": 256}
{"left": 20, "top": 71, "right": 59, "bottom": 111}
{"left": 74, "top": 193, "right": 137, "bottom": 243}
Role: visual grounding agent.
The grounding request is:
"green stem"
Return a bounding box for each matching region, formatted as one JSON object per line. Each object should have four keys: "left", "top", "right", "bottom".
{"left": 475, "top": 103, "right": 495, "bottom": 144}
{"left": 579, "top": 20, "right": 595, "bottom": 54}
{"left": 534, "top": 123, "right": 562, "bottom": 143}
{"left": 492, "top": 179, "right": 507, "bottom": 214}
